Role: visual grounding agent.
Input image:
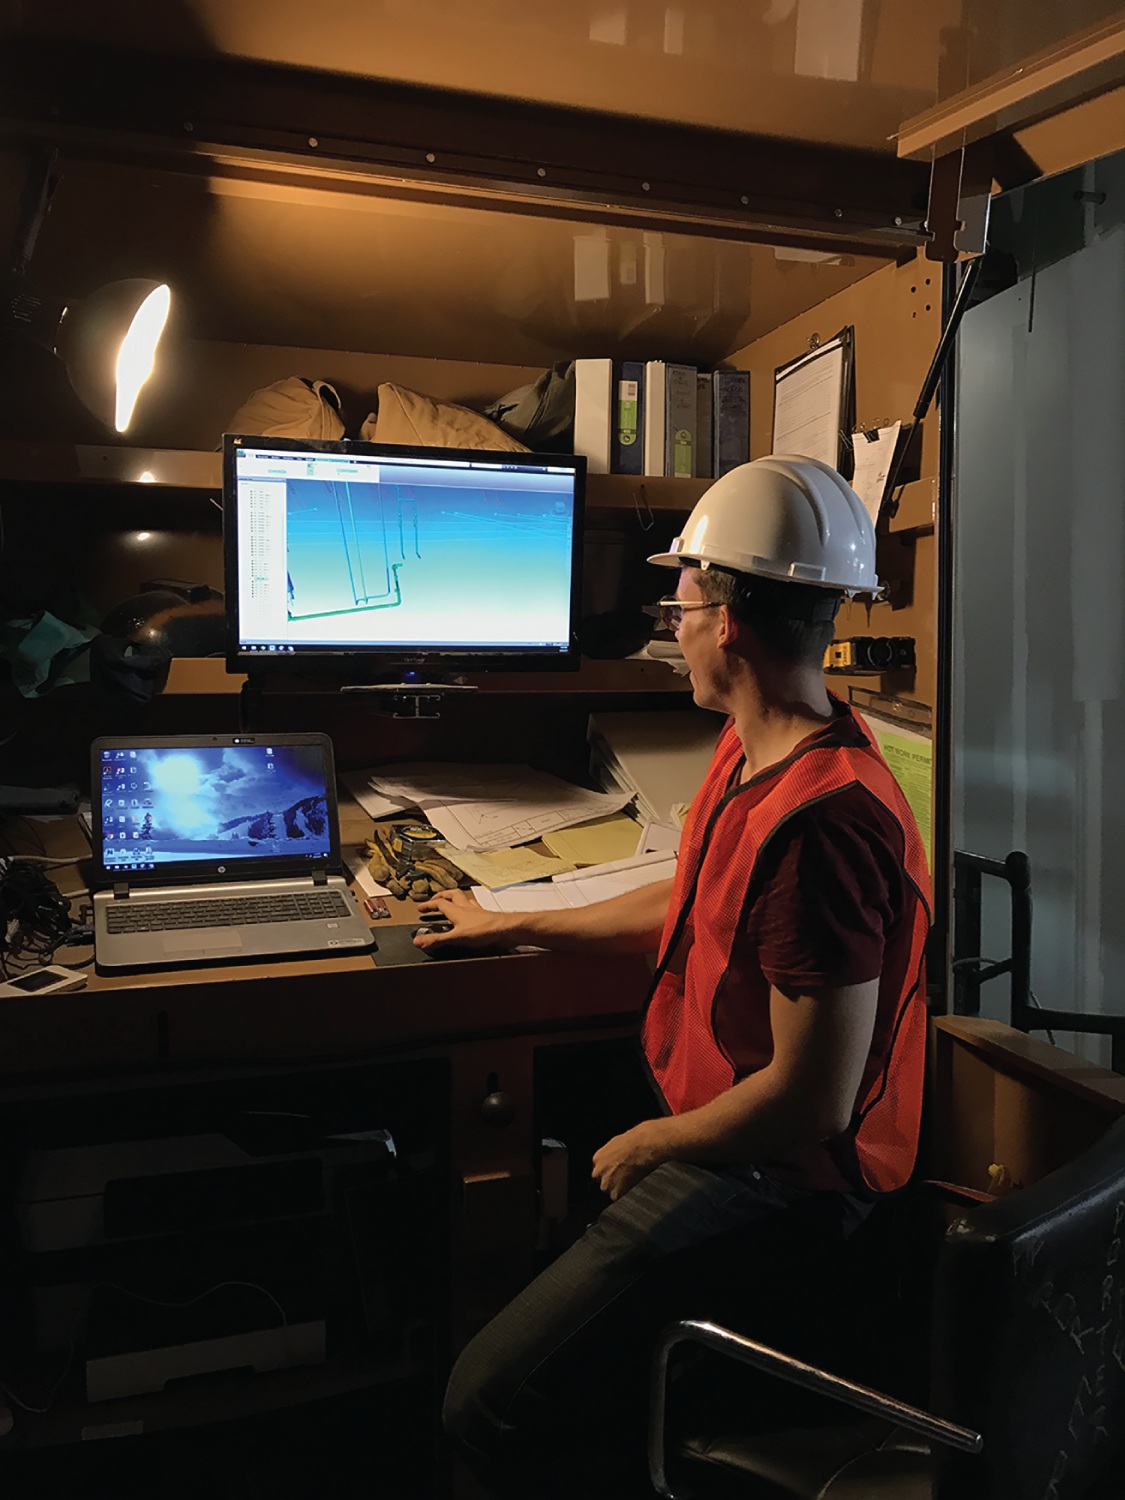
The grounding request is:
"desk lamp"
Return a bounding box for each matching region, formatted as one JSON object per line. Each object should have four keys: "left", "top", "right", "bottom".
{"left": 3, "top": 145, "right": 171, "bottom": 433}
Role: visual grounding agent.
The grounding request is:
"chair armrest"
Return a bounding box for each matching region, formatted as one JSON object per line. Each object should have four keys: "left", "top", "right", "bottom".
{"left": 649, "top": 1318, "right": 982, "bottom": 1500}
{"left": 919, "top": 1178, "right": 998, "bottom": 1207}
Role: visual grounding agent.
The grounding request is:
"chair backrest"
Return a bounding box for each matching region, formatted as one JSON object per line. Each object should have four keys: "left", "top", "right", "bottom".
{"left": 932, "top": 1113, "right": 1125, "bottom": 1499}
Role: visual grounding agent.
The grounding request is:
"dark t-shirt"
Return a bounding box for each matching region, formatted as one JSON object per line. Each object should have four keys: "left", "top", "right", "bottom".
{"left": 711, "top": 721, "right": 921, "bottom": 1191}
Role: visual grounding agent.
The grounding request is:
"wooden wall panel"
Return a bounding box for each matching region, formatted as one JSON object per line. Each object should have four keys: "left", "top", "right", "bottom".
{"left": 931, "top": 1017, "right": 1125, "bottom": 1191}
{"left": 726, "top": 249, "right": 943, "bottom": 712}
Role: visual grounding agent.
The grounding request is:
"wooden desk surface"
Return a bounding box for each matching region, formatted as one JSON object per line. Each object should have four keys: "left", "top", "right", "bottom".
{"left": 2, "top": 796, "right": 652, "bottom": 1083}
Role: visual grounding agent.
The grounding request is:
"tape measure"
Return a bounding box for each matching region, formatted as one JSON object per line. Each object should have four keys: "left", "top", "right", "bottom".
{"left": 397, "top": 824, "right": 444, "bottom": 863}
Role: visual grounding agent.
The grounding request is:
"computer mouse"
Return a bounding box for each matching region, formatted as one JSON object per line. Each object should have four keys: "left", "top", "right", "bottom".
{"left": 413, "top": 921, "right": 510, "bottom": 960}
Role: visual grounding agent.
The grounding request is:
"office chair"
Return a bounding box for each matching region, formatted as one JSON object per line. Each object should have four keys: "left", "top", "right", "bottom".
{"left": 650, "top": 1113, "right": 1125, "bottom": 1500}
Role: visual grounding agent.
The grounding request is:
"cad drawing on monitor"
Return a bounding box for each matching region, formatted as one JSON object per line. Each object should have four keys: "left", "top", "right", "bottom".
{"left": 283, "top": 474, "right": 418, "bottom": 622}
{"left": 224, "top": 435, "right": 585, "bottom": 680}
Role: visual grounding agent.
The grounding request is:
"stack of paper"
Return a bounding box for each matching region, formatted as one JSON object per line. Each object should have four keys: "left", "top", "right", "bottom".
{"left": 541, "top": 812, "right": 642, "bottom": 866}
{"left": 637, "top": 639, "right": 689, "bottom": 675}
{"left": 339, "top": 770, "right": 419, "bottom": 821}
{"left": 473, "top": 849, "right": 676, "bottom": 913}
{"left": 588, "top": 711, "right": 721, "bottom": 826}
{"left": 349, "top": 762, "right": 633, "bottom": 852}
{"left": 441, "top": 846, "right": 576, "bottom": 889}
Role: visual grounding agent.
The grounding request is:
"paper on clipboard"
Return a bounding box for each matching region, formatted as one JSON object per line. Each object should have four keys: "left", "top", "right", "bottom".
{"left": 850, "top": 421, "right": 902, "bottom": 525}
{"left": 772, "top": 330, "right": 851, "bottom": 470}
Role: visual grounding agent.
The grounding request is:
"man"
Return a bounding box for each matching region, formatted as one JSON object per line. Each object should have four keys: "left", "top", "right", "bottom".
{"left": 418, "top": 456, "right": 931, "bottom": 1499}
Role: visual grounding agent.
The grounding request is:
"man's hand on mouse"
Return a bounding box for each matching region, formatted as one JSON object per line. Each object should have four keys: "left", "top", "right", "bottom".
{"left": 413, "top": 889, "right": 507, "bottom": 950}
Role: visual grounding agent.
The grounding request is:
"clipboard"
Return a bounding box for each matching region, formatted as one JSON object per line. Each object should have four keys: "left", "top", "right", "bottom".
{"left": 771, "top": 326, "right": 855, "bottom": 478}
{"left": 850, "top": 420, "right": 917, "bottom": 525}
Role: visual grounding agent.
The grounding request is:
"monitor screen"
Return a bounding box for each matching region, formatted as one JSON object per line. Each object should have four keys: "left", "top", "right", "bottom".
{"left": 223, "top": 434, "right": 585, "bottom": 675}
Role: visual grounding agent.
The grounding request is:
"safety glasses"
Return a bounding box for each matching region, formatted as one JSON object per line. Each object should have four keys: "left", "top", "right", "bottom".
{"left": 655, "top": 598, "right": 722, "bottom": 632}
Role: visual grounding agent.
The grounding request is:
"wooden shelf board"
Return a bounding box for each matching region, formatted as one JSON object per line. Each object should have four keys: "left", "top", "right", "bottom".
{"left": 0, "top": 443, "right": 707, "bottom": 512}
{"left": 587, "top": 474, "right": 709, "bottom": 513}
{"left": 0, "top": 1348, "right": 429, "bottom": 1450}
{"left": 163, "top": 657, "right": 691, "bottom": 696}
{"left": 934, "top": 1015, "right": 1125, "bottom": 1114}
{"left": 0, "top": 443, "right": 221, "bottom": 489}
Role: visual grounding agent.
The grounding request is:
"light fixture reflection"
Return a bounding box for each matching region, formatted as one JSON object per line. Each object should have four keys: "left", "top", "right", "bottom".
{"left": 4, "top": 150, "right": 173, "bottom": 434}
{"left": 55, "top": 278, "right": 172, "bottom": 434}
{"left": 115, "top": 284, "right": 170, "bottom": 432}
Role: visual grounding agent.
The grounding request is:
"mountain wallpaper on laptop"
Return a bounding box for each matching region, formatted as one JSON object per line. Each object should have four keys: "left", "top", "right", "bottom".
{"left": 218, "top": 795, "right": 329, "bottom": 844}
{"left": 99, "top": 745, "right": 332, "bottom": 865}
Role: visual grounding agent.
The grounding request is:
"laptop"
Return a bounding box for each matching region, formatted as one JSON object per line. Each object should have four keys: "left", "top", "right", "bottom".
{"left": 91, "top": 732, "right": 375, "bottom": 970}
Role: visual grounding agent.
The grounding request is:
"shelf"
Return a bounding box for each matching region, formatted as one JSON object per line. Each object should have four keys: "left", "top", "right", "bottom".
{"left": 162, "top": 657, "right": 692, "bottom": 696}
{"left": 0, "top": 443, "right": 707, "bottom": 512}
{"left": 0, "top": 443, "right": 221, "bottom": 490}
{"left": 0, "top": 1347, "right": 429, "bottom": 1450}
{"left": 587, "top": 474, "right": 709, "bottom": 514}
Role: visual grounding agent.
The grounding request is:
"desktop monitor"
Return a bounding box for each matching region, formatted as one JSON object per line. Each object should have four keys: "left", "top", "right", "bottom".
{"left": 222, "top": 434, "right": 585, "bottom": 677}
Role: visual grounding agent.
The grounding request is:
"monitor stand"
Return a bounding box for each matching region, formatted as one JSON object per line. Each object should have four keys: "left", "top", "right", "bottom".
{"left": 340, "top": 672, "right": 478, "bottom": 719}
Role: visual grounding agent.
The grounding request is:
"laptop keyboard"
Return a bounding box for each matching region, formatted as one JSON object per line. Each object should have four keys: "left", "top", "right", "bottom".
{"left": 105, "top": 890, "right": 351, "bottom": 934}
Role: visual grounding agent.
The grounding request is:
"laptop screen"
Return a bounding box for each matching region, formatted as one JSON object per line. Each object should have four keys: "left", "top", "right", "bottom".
{"left": 93, "top": 735, "right": 335, "bottom": 877}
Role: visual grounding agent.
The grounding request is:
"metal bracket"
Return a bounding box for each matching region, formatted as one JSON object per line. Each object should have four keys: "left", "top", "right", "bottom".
{"left": 924, "top": 139, "right": 993, "bottom": 262}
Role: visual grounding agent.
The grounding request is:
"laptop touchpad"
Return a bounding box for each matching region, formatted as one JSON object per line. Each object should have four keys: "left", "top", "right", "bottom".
{"left": 162, "top": 930, "right": 245, "bottom": 958}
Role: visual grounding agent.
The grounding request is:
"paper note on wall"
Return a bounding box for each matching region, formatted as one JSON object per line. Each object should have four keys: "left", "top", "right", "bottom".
{"left": 876, "top": 730, "right": 933, "bottom": 868}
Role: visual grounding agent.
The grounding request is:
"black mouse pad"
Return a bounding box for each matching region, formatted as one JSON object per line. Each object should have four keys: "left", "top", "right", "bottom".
{"left": 371, "top": 923, "right": 511, "bottom": 965}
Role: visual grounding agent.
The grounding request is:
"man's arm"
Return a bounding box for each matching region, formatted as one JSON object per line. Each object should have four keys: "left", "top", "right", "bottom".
{"left": 413, "top": 877, "right": 674, "bottom": 956}
{"left": 591, "top": 978, "right": 879, "bottom": 1200}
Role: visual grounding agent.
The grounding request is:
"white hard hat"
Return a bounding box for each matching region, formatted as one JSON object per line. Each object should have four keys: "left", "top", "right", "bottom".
{"left": 648, "top": 455, "right": 878, "bottom": 594}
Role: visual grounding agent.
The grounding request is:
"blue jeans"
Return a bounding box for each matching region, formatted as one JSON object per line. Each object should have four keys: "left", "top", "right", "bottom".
{"left": 443, "top": 1161, "right": 868, "bottom": 1499}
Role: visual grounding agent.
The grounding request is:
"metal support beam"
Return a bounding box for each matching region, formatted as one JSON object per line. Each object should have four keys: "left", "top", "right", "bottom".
{"left": 0, "top": 38, "right": 930, "bottom": 255}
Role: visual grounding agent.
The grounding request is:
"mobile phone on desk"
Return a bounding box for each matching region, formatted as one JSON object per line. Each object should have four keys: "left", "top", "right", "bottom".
{"left": 0, "top": 966, "right": 88, "bottom": 999}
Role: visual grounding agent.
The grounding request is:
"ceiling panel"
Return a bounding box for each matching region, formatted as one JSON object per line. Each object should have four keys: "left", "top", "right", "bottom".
{"left": 8, "top": 4, "right": 1113, "bottom": 153}
{"left": 1, "top": 152, "right": 887, "bottom": 366}
{"left": 942, "top": 0, "right": 1125, "bottom": 97}
{"left": 6, "top": 0, "right": 952, "bottom": 152}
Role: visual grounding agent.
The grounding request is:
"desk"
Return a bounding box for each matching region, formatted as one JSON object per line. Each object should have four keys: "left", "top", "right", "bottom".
{"left": 0, "top": 801, "right": 653, "bottom": 1447}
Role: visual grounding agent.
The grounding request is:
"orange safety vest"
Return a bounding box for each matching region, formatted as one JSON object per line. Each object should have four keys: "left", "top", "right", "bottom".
{"left": 641, "top": 711, "right": 931, "bottom": 1195}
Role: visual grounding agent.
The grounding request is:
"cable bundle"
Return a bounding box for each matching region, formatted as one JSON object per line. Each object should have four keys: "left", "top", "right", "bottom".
{"left": 0, "top": 858, "right": 75, "bottom": 973}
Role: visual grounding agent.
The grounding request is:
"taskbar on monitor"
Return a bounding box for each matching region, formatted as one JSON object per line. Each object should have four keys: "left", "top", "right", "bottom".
{"left": 238, "top": 642, "right": 569, "bottom": 653}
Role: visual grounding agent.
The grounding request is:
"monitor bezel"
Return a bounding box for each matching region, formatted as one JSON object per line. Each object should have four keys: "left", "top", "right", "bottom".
{"left": 222, "top": 433, "right": 586, "bottom": 677}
